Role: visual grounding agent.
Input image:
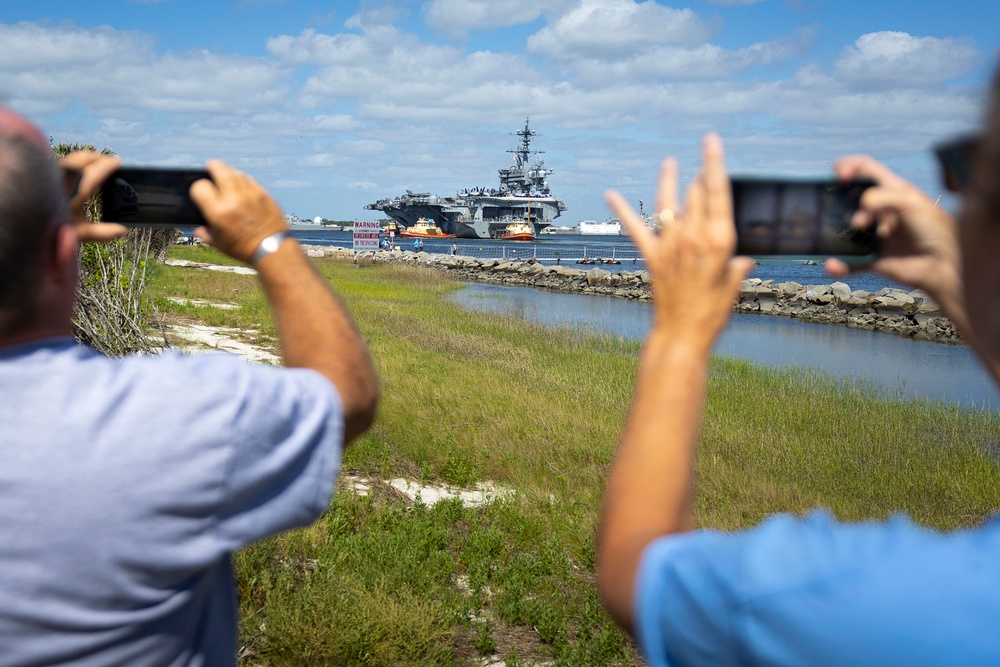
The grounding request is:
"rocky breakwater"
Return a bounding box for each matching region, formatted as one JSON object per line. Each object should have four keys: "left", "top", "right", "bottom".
{"left": 315, "top": 246, "right": 962, "bottom": 344}
{"left": 734, "top": 279, "right": 960, "bottom": 343}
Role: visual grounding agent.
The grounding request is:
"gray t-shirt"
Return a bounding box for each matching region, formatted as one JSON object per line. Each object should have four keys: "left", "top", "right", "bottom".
{"left": 0, "top": 338, "right": 344, "bottom": 666}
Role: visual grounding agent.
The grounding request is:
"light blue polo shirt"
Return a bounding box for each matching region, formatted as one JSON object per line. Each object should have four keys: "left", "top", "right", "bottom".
{"left": 634, "top": 510, "right": 1000, "bottom": 667}
{"left": 0, "top": 338, "right": 344, "bottom": 666}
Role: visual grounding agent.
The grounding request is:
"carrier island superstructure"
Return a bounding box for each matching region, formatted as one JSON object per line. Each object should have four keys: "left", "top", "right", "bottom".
{"left": 365, "top": 119, "right": 567, "bottom": 239}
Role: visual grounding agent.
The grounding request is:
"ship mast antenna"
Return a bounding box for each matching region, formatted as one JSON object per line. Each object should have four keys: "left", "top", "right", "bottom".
{"left": 510, "top": 117, "right": 543, "bottom": 169}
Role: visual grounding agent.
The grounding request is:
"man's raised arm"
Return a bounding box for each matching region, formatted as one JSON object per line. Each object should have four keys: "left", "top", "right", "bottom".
{"left": 190, "top": 160, "right": 378, "bottom": 444}
{"left": 598, "top": 135, "right": 753, "bottom": 632}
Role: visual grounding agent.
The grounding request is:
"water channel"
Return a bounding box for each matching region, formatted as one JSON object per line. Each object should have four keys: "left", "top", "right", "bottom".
{"left": 291, "top": 229, "right": 997, "bottom": 411}
{"left": 449, "top": 283, "right": 1000, "bottom": 413}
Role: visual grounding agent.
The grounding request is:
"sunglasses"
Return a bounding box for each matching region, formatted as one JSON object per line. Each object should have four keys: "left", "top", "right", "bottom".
{"left": 934, "top": 134, "right": 979, "bottom": 193}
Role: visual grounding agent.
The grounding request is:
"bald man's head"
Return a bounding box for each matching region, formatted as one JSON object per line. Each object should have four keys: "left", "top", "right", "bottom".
{"left": 0, "top": 107, "right": 50, "bottom": 154}
{"left": 0, "top": 108, "right": 64, "bottom": 331}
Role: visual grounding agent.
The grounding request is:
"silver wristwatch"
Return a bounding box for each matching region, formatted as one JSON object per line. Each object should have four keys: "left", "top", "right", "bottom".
{"left": 250, "top": 231, "right": 289, "bottom": 266}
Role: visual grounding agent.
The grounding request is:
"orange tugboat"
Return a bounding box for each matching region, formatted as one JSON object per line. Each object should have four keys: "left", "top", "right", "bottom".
{"left": 399, "top": 218, "right": 456, "bottom": 238}
{"left": 500, "top": 219, "right": 534, "bottom": 241}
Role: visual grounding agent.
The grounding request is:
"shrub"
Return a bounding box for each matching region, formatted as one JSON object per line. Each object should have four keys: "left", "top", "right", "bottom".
{"left": 51, "top": 142, "right": 169, "bottom": 355}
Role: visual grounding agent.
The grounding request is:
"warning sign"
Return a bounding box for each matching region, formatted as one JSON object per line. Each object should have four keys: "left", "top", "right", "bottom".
{"left": 353, "top": 220, "right": 381, "bottom": 251}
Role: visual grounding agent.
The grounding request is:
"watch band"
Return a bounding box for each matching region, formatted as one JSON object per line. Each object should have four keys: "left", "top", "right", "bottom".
{"left": 250, "top": 231, "right": 289, "bottom": 266}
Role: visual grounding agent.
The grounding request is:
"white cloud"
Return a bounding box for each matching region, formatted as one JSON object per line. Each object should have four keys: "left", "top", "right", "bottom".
{"left": 527, "top": 0, "right": 709, "bottom": 61}
{"left": 339, "top": 139, "right": 389, "bottom": 155}
{"left": 269, "top": 28, "right": 540, "bottom": 117}
{"left": 99, "top": 119, "right": 144, "bottom": 136}
{"left": 314, "top": 114, "right": 363, "bottom": 131}
{"left": 565, "top": 36, "right": 805, "bottom": 87}
{"left": 2, "top": 13, "right": 987, "bottom": 222}
{"left": 835, "top": 31, "right": 980, "bottom": 88}
{"left": 423, "top": 0, "right": 545, "bottom": 39}
{"left": 272, "top": 179, "right": 311, "bottom": 188}
{"left": 0, "top": 22, "right": 289, "bottom": 115}
{"left": 266, "top": 28, "right": 370, "bottom": 65}
{"left": 344, "top": 6, "right": 410, "bottom": 31}
{"left": 0, "top": 21, "right": 147, "bottom": 70}
{"left": 300, "top": 153, "right": 347, "bottom": 167}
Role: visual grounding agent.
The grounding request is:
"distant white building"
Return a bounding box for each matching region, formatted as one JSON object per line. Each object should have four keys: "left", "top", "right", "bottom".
{"left": 578, "top": 219, "right": 622, "bottom": 235}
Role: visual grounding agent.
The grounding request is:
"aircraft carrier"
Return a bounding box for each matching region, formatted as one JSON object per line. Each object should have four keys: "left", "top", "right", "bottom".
{"left": 365, "top": 119, "right": 567, "bottom": 239}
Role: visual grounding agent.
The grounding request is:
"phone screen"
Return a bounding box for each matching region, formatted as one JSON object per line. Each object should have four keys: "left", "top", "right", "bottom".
{"left": 731, "top": 178, "right": 877, "bottom": 260}
{"left": 100, "top": 167, "right": 211, "bottom": 227}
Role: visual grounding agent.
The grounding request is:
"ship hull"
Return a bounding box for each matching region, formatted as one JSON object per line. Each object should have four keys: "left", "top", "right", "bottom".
{"left": 368, "top": 196, "right": 564, "bottom": 240}
{"left": 399, "top": 229, "right": 456, "bottom": 239}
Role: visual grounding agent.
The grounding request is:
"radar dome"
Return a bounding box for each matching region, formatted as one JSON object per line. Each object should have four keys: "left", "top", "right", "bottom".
{"left": 314, "top": 216, "right": 322, "bottom": 224}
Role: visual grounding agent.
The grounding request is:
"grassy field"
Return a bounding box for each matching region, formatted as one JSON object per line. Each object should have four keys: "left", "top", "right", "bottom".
{"left": 155, "top": 245, "right": 999, "bottom": 666}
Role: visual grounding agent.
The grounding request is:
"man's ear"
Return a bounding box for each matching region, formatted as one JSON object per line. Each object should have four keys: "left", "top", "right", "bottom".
{"left": 50, "top": 223, "right": 79, "bottom": 287}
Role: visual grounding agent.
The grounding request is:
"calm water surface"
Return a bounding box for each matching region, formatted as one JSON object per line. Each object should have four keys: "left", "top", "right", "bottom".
{"left": 450, "top": 283, "right": 1000, "bottom": 412}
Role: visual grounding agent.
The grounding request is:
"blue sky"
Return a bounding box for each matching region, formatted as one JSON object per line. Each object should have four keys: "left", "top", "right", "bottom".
{"left": 2, "top": 0, "right": 997, "bottom": 222}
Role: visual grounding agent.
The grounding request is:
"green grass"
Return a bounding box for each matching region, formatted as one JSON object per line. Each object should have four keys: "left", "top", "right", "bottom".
{"left": 169, "top": 243, "right": 249, "bottom": 267}
{"left": 151, "top": 246, "right": 1000, "bottom": 666}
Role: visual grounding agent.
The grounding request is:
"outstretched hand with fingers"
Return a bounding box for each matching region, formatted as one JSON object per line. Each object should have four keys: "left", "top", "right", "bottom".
{"left": 826, "top": 155, "right": 961, "bottom": 308}
{"left": 59, "top": 151, "right": 129, "bottom": 243}
{"left": 605, "top": 134, "right": 754, "bottom": 354}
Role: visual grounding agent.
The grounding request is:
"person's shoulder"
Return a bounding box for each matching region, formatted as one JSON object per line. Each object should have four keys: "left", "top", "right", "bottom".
{"left": 111, "top": 348, "right": 245, "bottom": 381}
{"left": 128, "top": 350, "right": 334, "bottom": 398}
{"left": 648, "top": 509, "right": 1000, "bottom": 602}
{"left": 636, "top": 512, "right": 1000, "bottom": 662}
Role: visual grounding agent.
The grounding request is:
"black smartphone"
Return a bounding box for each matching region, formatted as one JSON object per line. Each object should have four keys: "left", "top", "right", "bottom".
{"left": 730, "top": 177, "right": 877, "bottom": 261}
{"left": 100, "top": 167, "right": 211, "bottom": 227}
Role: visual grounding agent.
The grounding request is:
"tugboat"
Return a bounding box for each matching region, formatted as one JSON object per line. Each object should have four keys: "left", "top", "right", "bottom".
{"left": 399, "top": 218, "right": 456, "bottom": 238}
{"left": 366, "top": 118, "right": 566, "bottom": 238}
{"left": 500, "top": 219, "right": 534, "bottom": 241}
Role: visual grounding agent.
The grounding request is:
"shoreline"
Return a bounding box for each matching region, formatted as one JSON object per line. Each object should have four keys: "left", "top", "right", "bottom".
{"left": 301, "top": 245, "right": 963, "bottom": 345}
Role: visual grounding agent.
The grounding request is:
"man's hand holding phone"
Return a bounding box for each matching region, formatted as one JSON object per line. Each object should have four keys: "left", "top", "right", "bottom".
{"left": 60, "top": 151, "right": 128, "bottom": 243}
{"left": 826, "top": 155, "right": 963, "bottom": 316}
{"left": 188, "top": 160, "right": 290, "bottom": 265}
{"left": 96, "top": 161, "right": 290, "bottom": 265}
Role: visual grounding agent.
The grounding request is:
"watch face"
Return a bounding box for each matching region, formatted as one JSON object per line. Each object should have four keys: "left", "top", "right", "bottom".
{"left": 252, "top": 232, "right": 287, "bottom": 264}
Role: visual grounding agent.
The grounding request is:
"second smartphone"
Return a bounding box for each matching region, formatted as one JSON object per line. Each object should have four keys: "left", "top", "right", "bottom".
{"left": 730, "top": 177, "right": 878, "bottom": 260}
{"left": 100, "top": 167, "right": 211, "bottom": 227}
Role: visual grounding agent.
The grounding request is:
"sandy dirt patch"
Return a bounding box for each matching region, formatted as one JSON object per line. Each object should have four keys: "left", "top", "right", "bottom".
{"left": 165, "top": 296, "right": 240, "bottom": 310}
{"left": 165, "top": 259, "right": 257, "bottom": 275}
{"left": 343, "top": 473, "right": 514, "bottom": 508}
{"left": 166, "top": 323, "right": 280, "bottom": 364}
